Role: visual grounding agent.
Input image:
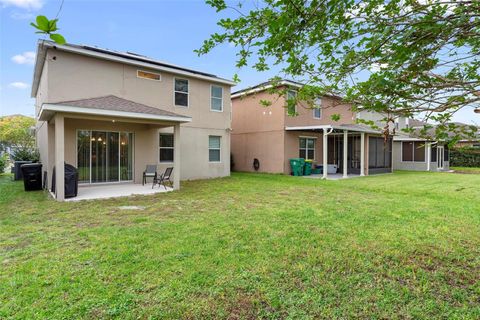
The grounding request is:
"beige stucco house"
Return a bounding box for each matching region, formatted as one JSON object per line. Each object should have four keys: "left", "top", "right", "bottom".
{"left": 231, "top": 80, "right": 393, "bottom": 177}
{"left": 32, "top": 40, "right": 235, "bottom": 201}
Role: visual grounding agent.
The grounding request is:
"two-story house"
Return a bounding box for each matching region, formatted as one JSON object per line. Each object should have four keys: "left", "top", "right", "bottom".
{"left": 231, "top": 80, "right": 393, "bottom": 178}
{"left": 32, "top": 40, "right": 235, "bottom": 201}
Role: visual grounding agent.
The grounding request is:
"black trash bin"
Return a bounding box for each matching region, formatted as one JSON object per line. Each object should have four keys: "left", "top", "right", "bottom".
{"left": 14, "top": 161, "right": 32, "bottom": 180}
{"left": 21, "top": 163, "right": 43, "bottom": 191}
{"left": 51, "top": 164, "right": 78, "bottom": 198}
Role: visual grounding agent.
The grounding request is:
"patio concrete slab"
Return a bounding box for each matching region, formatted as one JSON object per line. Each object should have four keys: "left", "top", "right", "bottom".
{"left": 65, "top": 183, "right": 172, "bottom": 202}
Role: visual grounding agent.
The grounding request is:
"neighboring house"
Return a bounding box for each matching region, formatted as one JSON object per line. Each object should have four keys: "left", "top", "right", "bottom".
{"left": 392, "top": 118, "right": 451, "bottom": 171}
{"left": 32, "top": 40, "right": 235, "bottom": 201}
{"left": 231, "top": 80, "right": 393, "bottom": 177}
{"left": 393, "top": 120, "right": 480, "bottom": 171}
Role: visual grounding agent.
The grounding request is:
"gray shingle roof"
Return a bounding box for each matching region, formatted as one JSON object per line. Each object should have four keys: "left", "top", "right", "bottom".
{"left": 52, "top": 95, "right": 189, "bottom": 119}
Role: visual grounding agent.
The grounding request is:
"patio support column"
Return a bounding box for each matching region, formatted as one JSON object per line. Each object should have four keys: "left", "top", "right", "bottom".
{"left": 343, "top": 130, "right": 348, "bottom": 178}
{"left": 322, "top": 128, "right": 328, "bottom": 179}
{"left": 173, "top": 123, "right": 181, "bottom": 190}
{"left": 54, "top": 114, "right": 65, "bottom": 201}
{"left": 426, "top": 142, "right": 431, "bottom": 171}
{"left": 360, "top": 132, "right": 365, "bottom": 176}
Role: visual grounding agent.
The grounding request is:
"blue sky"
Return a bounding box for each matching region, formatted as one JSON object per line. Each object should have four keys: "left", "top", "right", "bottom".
{"left": 0, "top": 0, "right": 478, "bottom": 124}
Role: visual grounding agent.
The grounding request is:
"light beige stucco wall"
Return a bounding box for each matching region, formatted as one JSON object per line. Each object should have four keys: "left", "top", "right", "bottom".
{"left": 36, "top": 49, "right": 232, "bottom": 181}
{"left": 35, "top": 59, "right": 50, "bottom": 176}
{"left": 231, "top": 91, "right": 286, "bottom": 173}
{"left": 284, "top": 95, "right": 356, "bottom": 127}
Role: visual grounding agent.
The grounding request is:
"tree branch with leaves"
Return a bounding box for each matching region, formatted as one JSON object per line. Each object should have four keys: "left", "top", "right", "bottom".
{"left": 198, "top": 0, "right": 480, "bottom": 140}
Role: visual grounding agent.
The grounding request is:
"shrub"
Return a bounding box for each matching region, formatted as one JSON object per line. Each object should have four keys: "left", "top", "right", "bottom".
{"left": 450, "top": 147, "right": 480, "bottom": 167}
{"left": 0, "top": 153, "right": 8, "bottom": 173}
{"left": 12, "top": 148, "right": 40, "bottom": 162}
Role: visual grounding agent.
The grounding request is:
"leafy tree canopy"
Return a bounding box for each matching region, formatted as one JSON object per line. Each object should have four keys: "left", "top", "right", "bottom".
{"left": 199, "top": 0, "right": 480, "bottom": 139}
{"left": 0, "top": 115, "right": 36, "bottom": 151}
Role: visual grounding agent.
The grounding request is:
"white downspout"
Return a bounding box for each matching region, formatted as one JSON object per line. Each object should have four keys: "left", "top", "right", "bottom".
{"left": 322, "top": 127, "right": 333, "bottom": 179}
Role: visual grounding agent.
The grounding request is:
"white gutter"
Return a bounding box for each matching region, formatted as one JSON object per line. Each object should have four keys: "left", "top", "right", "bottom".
{"left": 40, "top": 104, "right": 192, "bottom": 123}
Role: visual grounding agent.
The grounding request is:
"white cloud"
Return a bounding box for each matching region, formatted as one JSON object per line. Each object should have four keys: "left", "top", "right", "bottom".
{"left": 11, "top": 51, "right": 36, "bottom": 65}
{"left": 0, "top": 0, "right": 44, "bottom": 10}
{"left": 8, "top": 82, "right": 29, "bottom": 89}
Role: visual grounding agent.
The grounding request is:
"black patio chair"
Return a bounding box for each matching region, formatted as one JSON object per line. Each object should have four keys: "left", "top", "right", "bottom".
{"left": 143, "top": 165, "right": 157, "bottom": 186}
{"left": 153, "top": 167, "right": 173, "bottom": 189}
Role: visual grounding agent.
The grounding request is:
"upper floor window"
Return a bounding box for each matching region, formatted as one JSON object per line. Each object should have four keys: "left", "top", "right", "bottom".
{"left": 402, "top": 141, "right": 425, "bottom": 162}
{"left": 313, "top": 98, "right": 322, "bottom": 119}
{"left": 211, "top": 85, "right": 223, "bottom": 111}
{"left": 159, "top": 133, "right": 174, "bottom": 162}
{"left": 174, "top": 78, "right": 189, "bottom": 107}
{"left": 286, "top": 90, "right": 297, "bottom": 115}
{"left": 137, "top": 70, "right": 161, "bottom": 81}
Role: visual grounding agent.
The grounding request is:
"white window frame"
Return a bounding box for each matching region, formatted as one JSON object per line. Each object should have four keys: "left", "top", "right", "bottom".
{"left": 286, "top": 90, "right": 297, "bottom": 115}
{"left": 208, "top": 135, "right": 221, "bottom": 163}
{"left": 137, "top": 70, "right": 161, "bottom": 81}
{"left": 159, "top": 133, "right": 174, "bottom": 163}
{"left": 299, "top": 136, "right": 316, "bottom": 160}
{"left": 313, "top": 98, "right": 322, "bottom": 119}
{"left": 174, "top": 77, "right": 189, "bottom": 107}
{"left": 210, "top": 85, "right": 223, "bottom": 112}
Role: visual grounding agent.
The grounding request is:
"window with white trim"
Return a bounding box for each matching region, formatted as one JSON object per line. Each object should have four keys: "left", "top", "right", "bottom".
{"left": 137, "top": 70, "right": 161, "bottom": 81}
{"left": 286, "top": 90, "right": 297, "bottom": 115}
{"left": 299, "top": 137, "right": 315, "bottom": 160}
{"left": 159, "top": 133, "right": 174, "bottom": 162}
{"left": 174, "top": 78, "right": 189, "bottom": 107}
{"left": 211, "top": 85, "right": 223, "bottom": 111}
{"left": 209, "top": 136, "right": 221, "bottom": 162}
{"left": 313, "top": 98, "right": 322, "bottom": 119}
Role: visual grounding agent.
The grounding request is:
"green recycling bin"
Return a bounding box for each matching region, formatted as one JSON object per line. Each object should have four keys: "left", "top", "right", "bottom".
{"left": 304, "top": 160, "right": 312, "bottom": 175}
{"left": 289, "top": 158, "right": 304, "bottom": 176}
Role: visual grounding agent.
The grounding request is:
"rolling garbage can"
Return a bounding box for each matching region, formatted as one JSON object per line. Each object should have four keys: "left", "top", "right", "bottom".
{"left": 51, "top": 163, "right": 79, "bottom": 198}
{"left": 21, "top": 163, "right": 42, "bottom": 191}
{"left": 289, "top": 158, "right": 304, "bottom": 176}
{"left": 304, "top": 160, "right": 312, "bottom": 175}
{"left": 14, "top": 161, "right": 32, "bottom": 180}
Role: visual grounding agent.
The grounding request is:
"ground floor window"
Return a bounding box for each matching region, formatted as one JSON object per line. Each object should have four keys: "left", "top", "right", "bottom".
{"left": 159, "top": 133, "right": 174, "bottom": 162}
{"left": 209, "top": 136, "right": 221, "bottom": 162}
{"left": 299, "top": 137, "right": 315, "bottom": 160}
{"left": 402, "top": 141, "right": 425, "bottom": 162}
{"left": 77, "top": 130, "right": 134, "bottom": 183}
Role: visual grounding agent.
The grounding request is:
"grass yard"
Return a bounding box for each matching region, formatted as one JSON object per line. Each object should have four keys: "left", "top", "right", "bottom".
{"left": 451, "top": 166, "right": 480, "bottom": 174}
{"left": 1, "top": 171, "right": 479, "bottom": 319}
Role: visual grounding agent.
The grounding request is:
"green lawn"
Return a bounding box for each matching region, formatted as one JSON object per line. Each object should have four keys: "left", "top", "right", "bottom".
{"left": 1, "top": 172, "right": 479, "bottom": 319}
{"left": 451, "top": 166, "right": 480, "bottom": 174}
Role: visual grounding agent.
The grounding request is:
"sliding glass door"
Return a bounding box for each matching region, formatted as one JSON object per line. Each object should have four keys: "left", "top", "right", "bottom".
{"left": 77, "top": 130, "right": 134, "bottom": 183}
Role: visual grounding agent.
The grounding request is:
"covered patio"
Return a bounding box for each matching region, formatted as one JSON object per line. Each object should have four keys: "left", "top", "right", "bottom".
{"left": 65, "top": 183, "right": 172, "bottom": 202}
{"left": 38, "top": 95, "right": 191, "bottom": 201}
{"left": 286, "top": 124, "right": 391, "bottom": 179}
